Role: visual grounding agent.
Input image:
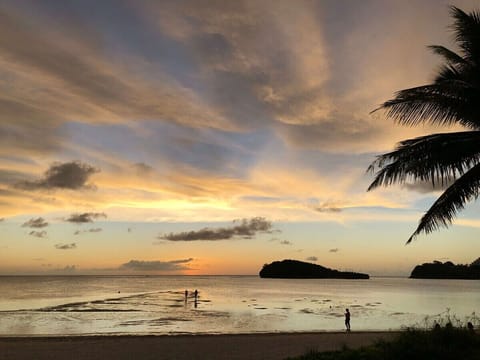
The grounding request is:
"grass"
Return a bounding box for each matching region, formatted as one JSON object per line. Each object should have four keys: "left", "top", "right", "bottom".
{"left": 287, "top": 327, "right": 480, "bottom": 360}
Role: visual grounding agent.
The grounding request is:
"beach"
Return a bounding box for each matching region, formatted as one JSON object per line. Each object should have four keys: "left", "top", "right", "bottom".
{"left": 0, "top": 331, "right": 399, "bottom": 360}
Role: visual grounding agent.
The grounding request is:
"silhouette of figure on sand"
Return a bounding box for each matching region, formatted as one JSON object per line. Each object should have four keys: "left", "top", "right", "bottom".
{"left": 184, "top": 290, "right": 188, "bottom": 303}
{"left": 468, "top": 322, "right": 475, "bottom": 333}
{"left": 345, "top": 308, "right": 351, "bottom": 331}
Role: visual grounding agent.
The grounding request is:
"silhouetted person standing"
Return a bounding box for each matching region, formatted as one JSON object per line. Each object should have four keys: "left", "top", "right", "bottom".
{"left": 345, "top": 308, "right": 351, "bottom": 332}
{"left": 194, "top": 289, "right": 198, "bottom": 308}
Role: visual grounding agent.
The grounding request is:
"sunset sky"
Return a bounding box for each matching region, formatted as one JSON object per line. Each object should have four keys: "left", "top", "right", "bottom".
{"left": 1, "top": 0, "right": 480, "bottom": 276}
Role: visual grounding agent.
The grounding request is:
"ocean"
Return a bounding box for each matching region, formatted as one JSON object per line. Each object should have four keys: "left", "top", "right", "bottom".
{"left": 0, "top": 276, "right": 478, "bottom": 336}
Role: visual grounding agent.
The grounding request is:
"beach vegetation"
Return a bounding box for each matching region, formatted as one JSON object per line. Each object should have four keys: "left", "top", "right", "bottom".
{"left": 289, "top": 326, "right": 480, "bottom": 360}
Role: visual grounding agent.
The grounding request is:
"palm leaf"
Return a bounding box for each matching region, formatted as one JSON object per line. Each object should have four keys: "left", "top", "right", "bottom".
{"left": 368, "top": 131, "right": 480, "bottom": 191}
{"left": 369, "top": 6, "right": 480, "bottom": 243}
{"left": 407, "top": 163, "right": 480, "bottom": 243}
{"left": 428, "top": 45, "right": 468, "bottom": 66}
{"left": 375, "top": 82, "right": 480, "bottom": 129}
{"left": 450, "top": 6, "right": 480, "bottom": 61}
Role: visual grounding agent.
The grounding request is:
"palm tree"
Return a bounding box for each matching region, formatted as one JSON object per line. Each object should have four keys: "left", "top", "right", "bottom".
{"left": 368, "top": 6, "right": 480, "bottom": 244}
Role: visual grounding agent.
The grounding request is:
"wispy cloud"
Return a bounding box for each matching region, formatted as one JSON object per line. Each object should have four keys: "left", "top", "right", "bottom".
{"left": 401, "top": 178, "right": 454, "bottom": 194}
{"left": 132, "top": 162, "right": 154, "bottom": 175}
{"left": 22, "top": 217, "right": 48, "bottom": 228}
{"left": 119, "top": 258, "right": 193, "bottom": 271}
{"left": 315, "top": 201, "right": 343, "bottom": 213}
{"left": 29, "top": 230, "right": 47, "bottom": 238}
{"left": 306, "top": 256, "right": 318, "bottom": 262}
{"left": 329, "top": 248, "right": 339, "bottom": 253}
{"left": 160, "top": 217, "right": 273, "bottom": 241}
{"left": 73, "top": 228, "right": 102, "bottom": 235}
{"left": 66, "top": 212, "right": 107, "bottom": 224}
{"left": 16, "top": 161, "right": 99, "bottom": 191}
{"left": 55, "top": 243, "right": 76, "bottom": 250}
{"left": 55, "top": 265, "right": 76, "bottom": 273}
{"left": 279, "top": 240, "right": 292, "bottom": 245}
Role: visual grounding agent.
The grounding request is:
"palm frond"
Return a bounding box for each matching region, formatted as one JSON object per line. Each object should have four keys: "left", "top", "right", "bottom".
{"left": 367, "top": 131, "right": 480, "bottom": 191}
{"left": 375, "top": 82, "right": 480, "bottom": 129}
{"left": 428, "top": 45, "right": 468, "bottom": 66}
{"left": 407, "top": 163, "right": 480, "bottom": 243}
{"left": 434, "top": 64, "right": 463, "bottom": 82}
{"left": 450, "top": 6, "right": 480, "bottom": 62}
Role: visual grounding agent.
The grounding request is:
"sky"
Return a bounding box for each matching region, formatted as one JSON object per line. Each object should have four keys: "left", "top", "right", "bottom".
{"left": 1, "top": 0, "right": 480, "bottom": 276}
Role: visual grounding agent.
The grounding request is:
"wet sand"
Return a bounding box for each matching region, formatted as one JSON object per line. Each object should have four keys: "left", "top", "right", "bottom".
{"left": 0, "top": 331, "right": 400, "bottom": 360}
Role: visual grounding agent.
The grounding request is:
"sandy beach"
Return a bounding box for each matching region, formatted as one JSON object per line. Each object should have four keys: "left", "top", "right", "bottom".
{"left": 0, "top": 331, "right": 400, "bottom": 360}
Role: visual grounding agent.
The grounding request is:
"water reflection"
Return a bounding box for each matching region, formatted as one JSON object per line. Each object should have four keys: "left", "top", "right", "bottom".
{"left": 0, "top": 276, "right": 478, "bottom": 335}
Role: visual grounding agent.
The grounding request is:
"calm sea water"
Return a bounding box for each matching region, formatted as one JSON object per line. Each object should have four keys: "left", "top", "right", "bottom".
{"left": 0, "top": 276, "right": 478, "bottom": 336}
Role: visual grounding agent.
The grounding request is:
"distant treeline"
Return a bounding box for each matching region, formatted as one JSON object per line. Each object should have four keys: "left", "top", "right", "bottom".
{"left": 410, "top": 259, "right": 480, "bottom": 279}
{"left": 259, "top": 259, "right": 369, "bottom": 279}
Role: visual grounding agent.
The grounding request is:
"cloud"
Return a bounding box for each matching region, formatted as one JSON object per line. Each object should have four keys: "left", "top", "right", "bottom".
{"left": 0, "top": 3, "right": 233, "bottom": 161}
{"left": 66, "top": 212, "right": 107, "bottom": 224}
{"left": 119, "top": 258, "right": 193, "bottom": 271}
{"left": 55, "top": 243, "right": 77, "bottom": 250}
{"left": 73, "top": 228, "right": 102, "bottom": 235}
{"left": 315, "top": 202, "right": 343, "bottom": 213}
{"left": 279, "top": 240, "right": 292, "bottom": 245}
{"left": 160, "top": 217, "right": 273, "bottom": 241}
{"left": 132, "top": 162, "right": 154, "bottom": 175}
{"left": 306, "top": 256, "right": 318, "bottom": 262}
{"left": 329, "top": 248, "right": 339, "bottom": 253}
{"left": 127, "top": 228, "right": 132, "bottom": 232}
{"left": 401, "top": 178, "right": 455, "bottom": 194}
{"left": 16, "top": 161, "right": 99, "bottom": 191}
{"left": 29, "top": 230, "right": 47, "bottom": 238}
{"left": 0, "top": 218, "right": 4, "bottom": 222}
{"left": 22, "top": 217, "right": 48, "bottom": 228}
{"left": 57, "top": 265, "right": 76, "bottom": 273}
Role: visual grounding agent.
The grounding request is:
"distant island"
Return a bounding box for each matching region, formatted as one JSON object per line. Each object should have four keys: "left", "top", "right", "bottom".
{"left": 410, "top": 258, "right": 480, "bottom": 279}
{"left": 259, "top": 259, "right": 369, "bottom": 279}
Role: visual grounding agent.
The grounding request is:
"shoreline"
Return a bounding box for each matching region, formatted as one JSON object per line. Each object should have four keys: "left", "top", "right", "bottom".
{"left": 0, "top": 331, "right": 401, "bottom": 360}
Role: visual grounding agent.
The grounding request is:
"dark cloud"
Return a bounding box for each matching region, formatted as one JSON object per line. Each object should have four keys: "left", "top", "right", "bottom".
{"left": 73, "top": 227, "right": 102, "bottom": 235}
{"left": 329, "top": 248, "right": 339, "bottom": 253}
{"left": 132, "top": 162, "right": 153, "bottom": 175}
{"left": 119, "top": 258, "right": 193, "bottom": 271}
{"left": 22, "top": 217, "right": 48, "bottom": 228}
{"left": 55, "top": 243, "right": 77, "bottom": 250}
{"left": 29, "top": 230, "right": 47, "bottom": 238}
{"left": 127, "top": 227, "right": 132, "bottom": 232}
{"left": 306, "top": 256, "right": 318, "bottom": 262}
{"left": 315, "top": 202, "right": 342, "bottom": 213}
{"left": 0, "top": 218, "right": 4, "bottom": 222}
{"left": 16, "top": 161, "right": 99, "bottom": 191}
{"left": 66, "top": 212, "right": 107, "bottom": 224}
{"left": 280, "top": 240, "right": 292, "bottom": 245}
{"left": 160, "top": 217, "right": 273, "bottom": 241}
